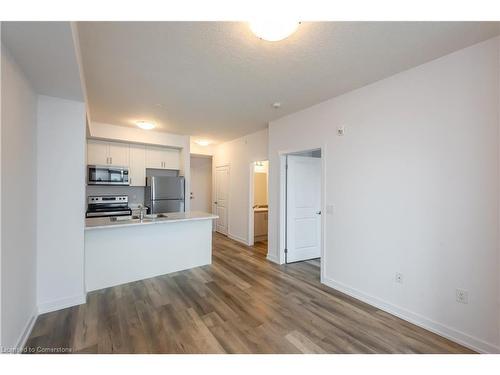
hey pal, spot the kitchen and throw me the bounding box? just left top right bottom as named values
left=84, top=134, right=217, bottom=292
left=4, top=19, right=500, bottom=357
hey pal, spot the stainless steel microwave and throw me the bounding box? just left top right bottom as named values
left=87, top=165, right=129, bottom=186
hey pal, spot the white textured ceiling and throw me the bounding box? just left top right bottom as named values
left=77, top=22, right=500, bottom=142
left=1, top=22, right=83, bottom=101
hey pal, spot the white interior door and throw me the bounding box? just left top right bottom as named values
left=190, top=156, right=212, bottom=212
left=215, top=165, right=229, bottom=235
left=286, top=155, right=321, bottom=263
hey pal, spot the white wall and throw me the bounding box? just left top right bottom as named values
left=268, top=37, right=500, bottom=353
left=214, top=129, right=268, bottom=244
left=190, top=138, right=216, bottom=156
left=0, top=44, right=38, bottom=349
left=37, top=95, right=86, bottom=313
left=190, top=155, right=212, bottom=212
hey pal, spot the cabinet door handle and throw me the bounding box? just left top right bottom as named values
left=110, top=156, right=113, bottom=165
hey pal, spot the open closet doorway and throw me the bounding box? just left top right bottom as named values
left=283, top=149, right=322, bottom=273
left=248, top=160, right=268, bottom=257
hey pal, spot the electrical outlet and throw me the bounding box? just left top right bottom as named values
left=456, top=289, right=469, bottom=304
left=395, top=273, right=403, bottom=283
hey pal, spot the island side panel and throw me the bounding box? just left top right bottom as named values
left=84, top=219, right=212, bottom=292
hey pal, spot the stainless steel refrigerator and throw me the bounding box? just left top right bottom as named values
left=145, top=176, right=185, bottom=214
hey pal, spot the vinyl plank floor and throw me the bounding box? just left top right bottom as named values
left=24, top=233, right=474, bottom=354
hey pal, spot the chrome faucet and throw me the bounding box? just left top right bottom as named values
left=138, top=204, right=145, bottom=221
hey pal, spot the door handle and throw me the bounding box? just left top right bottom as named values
left=316, top=211, right=321, bottom=215
left=214, top=201, right=218, bottom=205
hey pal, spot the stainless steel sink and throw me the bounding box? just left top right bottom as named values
left=110, top=213, right=168, bottom=222
left=143, top=213, right=168, bottom=219
left=110, top=215, right=140, bottom=222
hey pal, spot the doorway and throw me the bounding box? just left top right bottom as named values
left=190, top=154, right=212, bottom=212
left=249, top=160, right=269, bottom=256
left=283, top=149, right=322, bottom=267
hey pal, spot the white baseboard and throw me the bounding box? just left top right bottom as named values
left=14, top=309, right=38, bottom=351
left=38, top=294, right=87, bottom=314
left=228, top=233, right=250, bottom=246
left=322, top=276, right=500, bottom=354
left=266, top=252, right=281, bottom=264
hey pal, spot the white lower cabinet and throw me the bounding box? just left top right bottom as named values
left=129, top=144, right=146, bottom=186
left=254, top=211, right=268, bottom=239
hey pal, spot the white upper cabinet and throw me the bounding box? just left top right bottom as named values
left=129, top=144, right=146, bottom=187
left=108, top=142, right=129, bottom=167
left=87, top=140, right=180, bottom=182
left=87, top=140, right=129, bottom=166
left=145, top=146, right=163, bottom=169
left=87, top=139, right=109, bottom=166
left=146, top=145, right=180, bottom=170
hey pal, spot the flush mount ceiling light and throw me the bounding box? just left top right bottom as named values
left=195, top=139, right=211, bottom=146
left=249, top=20, right=300, bottom=42
left=136, top=121, right=155, bottom=130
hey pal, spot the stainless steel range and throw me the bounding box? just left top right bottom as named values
left=86, top=195, right=132, bottom=218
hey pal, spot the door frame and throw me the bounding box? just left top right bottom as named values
left=247, top=160, right=269, bottom=246
left=248, top=162, right=255, bottom=246
left=214, top=163, right=230, bottom=236
left=278, top=146, right=326, bottom=282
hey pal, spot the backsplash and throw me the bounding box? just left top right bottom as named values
left=86, top=171, right=179, bottom=207
left=86, top=186, right=145, bottom=205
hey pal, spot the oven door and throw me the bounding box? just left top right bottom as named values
left=86, top=207, right=132, bottom=218
left=87, top=165, right=129, bottom=185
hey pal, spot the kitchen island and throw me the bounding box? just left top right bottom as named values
left=84, top=211, right=218, bottom=292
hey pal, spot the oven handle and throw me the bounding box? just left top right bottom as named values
left=86, top=211, right=131, bottom=217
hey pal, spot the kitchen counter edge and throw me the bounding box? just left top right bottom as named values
left=85, top=211, right=219, bottom=230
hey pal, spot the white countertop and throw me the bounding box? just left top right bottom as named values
left=254, top=208, right=268, bottom=213
left=85, top=211, right=218, bottom=230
